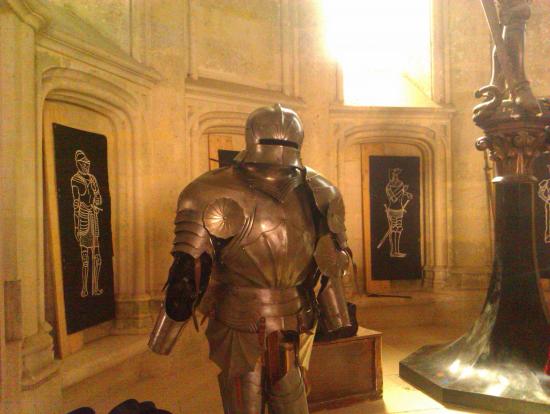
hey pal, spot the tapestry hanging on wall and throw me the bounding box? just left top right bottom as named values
left=369, top=156, right=422, bottom=280
left=53, top=123, right=116, bottom=334
left=533, top=153, right=550, bottom=279
left=218, top=149, right=240, bottom=168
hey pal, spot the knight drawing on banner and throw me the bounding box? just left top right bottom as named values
left=71, top=150, right=103, bottom=298
left=377, top=168, right=413, bottom=259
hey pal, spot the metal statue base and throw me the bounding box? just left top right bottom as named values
left=400, top=176, right=550, bottom=413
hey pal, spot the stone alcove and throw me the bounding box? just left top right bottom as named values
left=41, top=67, right=156, bottom=353
left=332, top=107, right=453, bottom=292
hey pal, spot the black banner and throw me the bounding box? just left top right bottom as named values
left=534, top=153, right=550, bottom=279
left=369, top=156, right=422, bottom=280
left=53, top=123, right=115, bottom=334
left=218, top=149, right=240, bottom=167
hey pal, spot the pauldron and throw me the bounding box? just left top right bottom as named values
left=171, top=176, right=247, bottom=259
left=305, top=167, right=348, bottom=250
left=305, top=168, right=353, bottom=334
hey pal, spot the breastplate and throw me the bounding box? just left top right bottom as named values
left=214, top=182, right=316, bottom=289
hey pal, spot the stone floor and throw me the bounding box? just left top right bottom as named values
left=77, top=324, right=498, bottom=414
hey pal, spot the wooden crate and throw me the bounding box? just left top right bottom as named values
left=307, top=327, right=383, bottom=411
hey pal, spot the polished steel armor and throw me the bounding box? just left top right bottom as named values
left=149, top=104, right=353, bottom=414
left=236, top=103, right=304, bottom=168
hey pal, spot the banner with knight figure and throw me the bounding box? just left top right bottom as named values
left=53, top=123, right=116, bottom=334
left=534, top=153, right=550, bottom=279
left=369, top=156, right=422, bottom=280
left=218, top=149, right=240, bottom=167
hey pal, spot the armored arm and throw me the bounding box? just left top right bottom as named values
left=306, top=168, right=357, bottom=338
left=149, top=185, right=214, bottom=355
left=164, top=252, right=211, bottom=322
left=314, top=235, right=353, bottom=335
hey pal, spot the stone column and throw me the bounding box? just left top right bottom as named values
left=0, top=3, right=61, bottom=412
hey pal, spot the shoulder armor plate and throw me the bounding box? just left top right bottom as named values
left=306, top=167, right=348, bottom=248
left=314, top=234, right=350, bottom=278
left=172, top=169, right=244, bottom=258
left=305, top=168, right=340, bottom=215
left=203, top=197, right=245, bottom=239
left=327, top=196, right=346, bottom=234
left=172, top=209, right=213, bottom=258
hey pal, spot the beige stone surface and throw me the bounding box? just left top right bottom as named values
left=67, top=324, right=498, bottom=414
left=191, top=0, right=282, bottom=89
left=46, top=0, right=131, bottom=53
left=2, top=0, right=550, bottom=412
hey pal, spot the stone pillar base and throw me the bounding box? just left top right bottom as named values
left=20, top=374, right=62, bottom=414
left=21, top=323, right=59, bottom=391
left=446, top=266, right=491, bottom=290
left=112, top=297, right=153, bottom=334
left=20, top=323, right=62, bottom=413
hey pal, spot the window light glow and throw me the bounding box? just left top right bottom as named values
left=323, top=0, right=434, bottom=107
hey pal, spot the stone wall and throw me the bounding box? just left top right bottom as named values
left=2, top=0, right=549, bottom=412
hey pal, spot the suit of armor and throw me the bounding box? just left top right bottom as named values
left=149, top=104, right=354, bottom=413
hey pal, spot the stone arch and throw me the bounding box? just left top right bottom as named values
left=337, top=123, right=450, bottom=289
left=40, top=67, right=153, bottom=336
left=188, top=110, right=249, bottom=178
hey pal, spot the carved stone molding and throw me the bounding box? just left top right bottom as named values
left=41, top=68, right=156, bottom=332
left=185, top=78, right=305, bottom=110
left=475, top=101, right=550, bottom=179
left=5, top=0, right=161, bottom=86
left=186, top=104, right=249, bottom=179
left=2, top=0, right=49, bottom=32
left=332, top=108, right=454, bottom=291
left=185, top=0, right=300, bottom=98
left=113, top=298, right=152, bottom=334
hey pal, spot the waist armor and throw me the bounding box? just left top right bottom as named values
left=204, top=281, right=315, bottom=334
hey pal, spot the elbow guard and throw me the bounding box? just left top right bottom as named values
left=149, top=253, right=211, bottom=355
left=316, top=276, right=359, bottom=341
left=317, top=275, right=352, bottom=333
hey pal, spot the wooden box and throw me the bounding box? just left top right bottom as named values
left=307, top=327, right=383, bottom=411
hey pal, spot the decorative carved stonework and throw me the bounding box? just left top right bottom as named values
left=474, top=101, right=550, bottom=178
left=473, top=0, right=550, bottom=180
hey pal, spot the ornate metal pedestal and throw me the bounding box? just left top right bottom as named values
left=400, top=103, right=550, bottom=414
left=400, top=2, right=550, bottom=412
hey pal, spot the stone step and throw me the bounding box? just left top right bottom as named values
left=352, top=290, right=486, bottom=331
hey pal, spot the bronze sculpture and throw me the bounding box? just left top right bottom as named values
left=149, top=104, right=355, bottom=413
left=400, top=1, right=550, bottom=412
left=474, top=0, right=541, bottom=120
